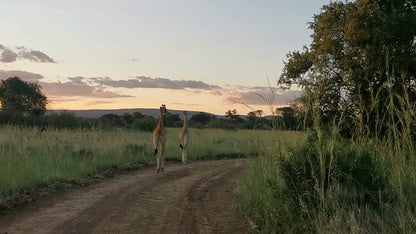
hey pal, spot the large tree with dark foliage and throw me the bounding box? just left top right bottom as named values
left=225, top=109, right=243, bottom=125
left=276, top=106, right=299, bottom=130
left=279, top=0, right=416, bottom=136
left=191, top=112, right=214, bottom=126
left=0, top=77, right=48, bottom=116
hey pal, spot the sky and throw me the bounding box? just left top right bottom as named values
left=0, top=0, right=331, bottom=115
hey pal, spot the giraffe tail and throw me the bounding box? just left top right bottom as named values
left=180, top=144, right=183, bottom=149
left=153, top=135, right=160, bottom=156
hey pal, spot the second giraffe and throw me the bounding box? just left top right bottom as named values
left=179, top=111, right=189, bottom=164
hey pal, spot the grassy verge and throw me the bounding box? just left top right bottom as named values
left=239, top=130, right=416, bottom=233
left=0, top=126, right=273, bottom=210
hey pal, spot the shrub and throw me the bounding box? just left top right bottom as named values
left=239, top=131, right=400, bottom=233
left=280, top=133, right=391, bottom=214
left=132, top=117, right=157, bottom=132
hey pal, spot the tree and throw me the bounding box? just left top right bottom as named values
left=132, top=111, right=144, bottom=119
left=247, top=110, right=264, bottom=129
left=191, top=112, right=214, bottom=127
left=98, top=114, right=122, bottom=128
left=276, top=106, right=298, bottom=130
left=279, top=0, right=416, bottom=135
left=0, top=77, right=48, bottom=116
left=122, top=113, right=134, bottom=126
left=133, top=116, right=157, bottom=132
left=47, top=111, right=83, bottom=129
left=225, top=109, right=243, bottom=125
left=164, top=111, right=181, bottom=127
left=255, top=110, right=263, bottom=117
left=247, top=111, right=256, bottom=121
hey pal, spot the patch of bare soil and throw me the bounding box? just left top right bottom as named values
left=0, top=159, right=250, bottom=234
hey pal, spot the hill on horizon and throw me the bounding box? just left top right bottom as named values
left=47, top=108, right=225, bottom=119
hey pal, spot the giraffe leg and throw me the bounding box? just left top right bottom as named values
left=156, top=151, right=160, bottom=173
left=182, top=149, right=186, bottom=164
left=161, top=149, right=165, bottom=171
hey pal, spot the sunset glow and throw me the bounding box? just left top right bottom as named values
left=0, top=0, right=331, bottom=115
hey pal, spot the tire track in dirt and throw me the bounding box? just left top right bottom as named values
left=0, top=159, right=250, bottom=234
left=53, top=169, right=193, bottom=234
left=174, top=166, right=249, bottom=234
left=178, top=171, right=223, bottom=233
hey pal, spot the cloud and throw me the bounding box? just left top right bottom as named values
left=0, top=70, right=44, bottom=83
left=207, top=89, right=223, bottom=96
left=18, top=48, right=56, bottom=63
left=68, top=76, right=85, bottom=84
left=0, top=70, right=130, bottom=98
left=223, top=86, right=303, bottom=106
left=0, top=71, right=133, bottom=99
left=170, top=102, right=200, bottom=107
left=90, top=76, right=221, bottom=90
left=41, top=77, right=132, bottom=98
left=0, top=44, right=56, bottom=63
left=0, top=70, right=303, bottom=108
left=81, top=76, right=302, bottom=106
left=0, top=44, right=18, bottom=63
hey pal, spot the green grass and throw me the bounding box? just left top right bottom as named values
left=238, top=131, right=307, bottom=233
left=165, top=128, right=282, bottom=160
left=0, top=126, right=278, bottom=209
left=239, top=130, right=416, bottom=233
left=0, top=127, right=150, bottom=204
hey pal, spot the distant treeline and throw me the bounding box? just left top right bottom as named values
left=0, top=107, right=307, bottom=131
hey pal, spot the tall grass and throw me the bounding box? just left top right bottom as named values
left=239, top=85, right=416, bottom=233
left=0, top=127, right=151, bottom=206
left=166, top=128, right=279, bottom=160
left=0, top=127, right=274, bottom=209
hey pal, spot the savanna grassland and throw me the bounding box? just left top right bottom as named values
left=0, top=126, right=298, bottom=211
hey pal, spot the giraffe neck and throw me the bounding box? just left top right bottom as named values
left=183, top=115, right=187, bottom=127
left=158, top=110, right=163, bottom=127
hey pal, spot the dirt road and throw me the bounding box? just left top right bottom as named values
left=0, top=159, right=250, bottom=234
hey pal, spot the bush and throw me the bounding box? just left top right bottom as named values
left=132, top=117, right=157, bottom=132
left=46, top=112, right=89, bottom=129
left=239, top=131, right=399, bottom=233
left=281, top=134, right=391, bottom=214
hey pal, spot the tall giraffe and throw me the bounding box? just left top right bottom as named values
left=179, top=111, right=189, bottom=164
left=152, top=104, right=167, bottom=173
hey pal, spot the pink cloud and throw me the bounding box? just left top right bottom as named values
left=90, top=76, right=221, bottom=90
left=41, top=77, right=132, bottom=98
left=0, top=44, right=56, bottom=63
left=0, top=70, right=44, bottom=83
left=223, top=87, right=303, bottom=106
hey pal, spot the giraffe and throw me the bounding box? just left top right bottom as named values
left=179, top=111, right=189, bottom=164
left=152, top=104, right=167, bottom=173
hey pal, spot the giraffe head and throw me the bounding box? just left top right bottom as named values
left=183, top=111, right=188, bottom=118
left=160, top=104, right=167, bottom=114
